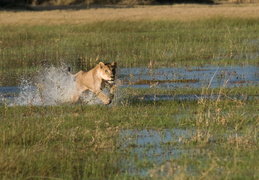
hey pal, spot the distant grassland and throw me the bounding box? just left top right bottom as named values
left=1, top=4, right=259, bottom=25
left=0, top=4, right=259, bottom=86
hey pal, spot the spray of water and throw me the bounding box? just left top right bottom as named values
left=10, top=65, right=101, bottom=106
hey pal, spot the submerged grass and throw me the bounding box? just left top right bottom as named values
left=119, top=85, right=259, bottom=100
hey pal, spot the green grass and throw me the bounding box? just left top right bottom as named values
left=1, top=17, right=259, bottom=86
left=118, top=85, right=259, bottom=102
left=0, top=9, right=258, bottom=179
left=0, top=89, right=258, bottom=179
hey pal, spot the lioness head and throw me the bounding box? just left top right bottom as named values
left=99, top=62, right=117, bottom=83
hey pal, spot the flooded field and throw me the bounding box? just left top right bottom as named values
left=0, top=65, right=258, bottom=105
left=0, top=5, right=258, bottom=178
left=0, top=64, right=258, bottom=178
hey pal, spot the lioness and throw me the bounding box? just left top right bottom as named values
left=71, top=62, right=117, bottom=105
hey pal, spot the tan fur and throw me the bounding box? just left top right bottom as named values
left=71, top=62, right=117, bottom=105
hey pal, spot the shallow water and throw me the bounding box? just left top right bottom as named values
left=131, top=94, right=258, bottom=102
left=0, top=65, right=258, bottom=106
left=118, top=65, right=258, bottom=89
left=119, top=128, right=201, bottom=176
left=118, top=128, right=245, bottom=177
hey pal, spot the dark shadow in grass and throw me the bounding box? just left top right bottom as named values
left=157, top=0, right=215, bottom=4
left=0, top=0, right=218, bottom=11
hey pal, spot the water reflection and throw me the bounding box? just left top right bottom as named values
left=118, top=65, right=258, bottom=88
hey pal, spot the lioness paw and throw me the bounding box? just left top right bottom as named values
left=103, top=98, right=112, bottom=105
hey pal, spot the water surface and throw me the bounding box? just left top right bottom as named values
left=0, top=65, right=258, bottom=106
left=118, top=65, right=258, bottom=88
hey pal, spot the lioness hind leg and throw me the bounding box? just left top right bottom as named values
left=95, top=91, right=111, bottom=105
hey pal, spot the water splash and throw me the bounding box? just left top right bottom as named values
left=9, top=65, right=101, bottom=106
left=12, top=78, right=40, bottom=106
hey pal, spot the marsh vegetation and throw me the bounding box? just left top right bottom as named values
left=0, top=4, right=258, bottom=179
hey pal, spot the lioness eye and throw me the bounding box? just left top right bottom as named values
left=105, top=70, right=108, bottom=73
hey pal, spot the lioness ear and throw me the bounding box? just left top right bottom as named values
left=99, top=62, right=105, bottom=69
left=111, top=62, right=117, bottom=68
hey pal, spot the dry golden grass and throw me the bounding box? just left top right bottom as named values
left=1, top=4, right=259, bottom=25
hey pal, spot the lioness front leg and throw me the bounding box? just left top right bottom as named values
left=95, top=90, right=111, bottom=105
left=107, top=83, right=116, bottom=100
